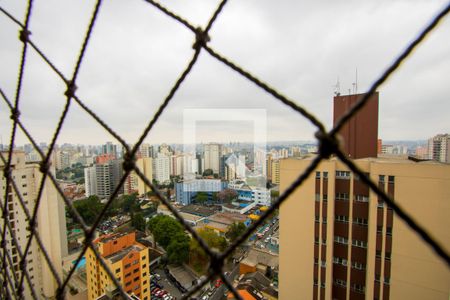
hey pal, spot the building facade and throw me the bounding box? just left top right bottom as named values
left=152, top=153, right=170, bottom=184
left=86, top=232, right=150, bottom=300
left=427, top=134, right=450, bottom=163
left=280, top=156, right=450, bottom=300
left=204, top=143, right=222, bottom=174
left=0, top=151, right=68, bottom=299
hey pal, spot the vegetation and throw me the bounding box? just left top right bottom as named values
left=194, top=192, right=208, bottom=204
left=226, top=222, right=246, bottom=242
left=131, top=212, right=146, bottom=232
left=71, top=195, right=104, bottom=225
left=190, top=228, right=228, bottom=273
left=217, top=189, right=238, bottom=203
left=203, top=169, right=213, bottom=176
left=56, top=162, right=85, bottom=182
left=148, top=215, right=190, bottom=264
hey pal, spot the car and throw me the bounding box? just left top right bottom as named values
left=201, top=296, right=209, bottom=300
left=155, top=273, right=162, bottom=280
left=214, top=279, right=223, bottom=288
left=207, top=289, right=214, bottom=297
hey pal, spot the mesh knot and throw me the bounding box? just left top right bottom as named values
left=10, top=108, right=21, bottom=121
left=19, top=259, right=27, bottom=271
left=19, top=29, right=31, bottom=43
left=0, top=239, right=5, bottom=248
left=193, top=27, right=210, bottom=50
left=3, top=167, right=11, bottom=179
left=39, top=161, right=50, bottom=173
left=28, top=218, right=36, bottom=229
left=64, top=81, right=77, bottom=98
left=17, top=285, right=24, bottom=296
left=315, top=131, right=340, bottom=159
left=122, top=152, right=136, bottom=172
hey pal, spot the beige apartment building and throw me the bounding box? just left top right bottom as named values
left=0, top=151, right=68, bottom=299
left=280, top=155, right=450, bottom=300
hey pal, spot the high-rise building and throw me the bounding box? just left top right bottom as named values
left=427, top=134, right=450, bottom=163
left=84, top=165, right=97, bottom=197
left=136, top=157, right=153, bottom=195
left=266, top=154, right=273, bottom=180
left=271, top=160, right=280, bottom=185
left=153, top=153, right=170, bottom=185
left=204, top=143, right=222, bottom=174
left=86, top=232, right=151, bottom=300
left=279, top=92, right=450, bottom=299
left=96, top=159, right=123, bottom=200
left=0, top=151, right=68, bottom=299
left=279, top=157, right=450, bottom=300
left=333, top=92, right=379, bottom=159
left=102, top=142, right=118, bottom=158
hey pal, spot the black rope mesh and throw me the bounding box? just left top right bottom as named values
left=1, top=1, right=450, bottom=299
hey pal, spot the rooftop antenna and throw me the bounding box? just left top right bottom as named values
left=333, top=77, right=340, bottom=96
left=352, top=68, right=358, bottom=94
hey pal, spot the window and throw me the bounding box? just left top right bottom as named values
left=336, top=170, right=351, bottom=179
left=388, top=176, right=395, bottom=183
left=352, top=284, right=365, bottom=293
left=352, top=261, right=365, bottom=270
left=313, top=279, right=318, bottom=286
left=385, top=252, right=391, bottom=260
left=323, top=194, right=328, bottom=202
left=335, top=215, right=349, bottom=223
left=376, top=250, right=382, bottom=258
left=377, top=226, right=383, bottom=234
left=134, top=276, right=139, bottom=282
left=377, top=199, right=384, bottom=208
left=323, top=217, right=327, bottom=224
left=375, top=274, right=381, bottom=283
left=334, top=236, right=348, bottom=245
left=352, top=239, right=367, bottom=248
left=320, top=282, right=325, bottom=288
left=126, top=282, right=131, bottom=287
left=133, top=268, right=140, bottom=273
left=386, top=227, right=392, bottom=236
left=354, top=195, right=369, bottom=202
left=323, top=172, right=328, bottom=178
left=315, top=237, right=319, bottom=244
left=315, top=194, right=320, bottom=202
left=379, top=175, right=385, bottom=182
left=320, top=260, right=326, bottom=268
left=115, top=268, right=121, bottom=273
left=333, top=256, right=347, bottom=266
left=316, top=171, right=321, bottom=179
left=142, top=256, right=146, bottom=260
left=322, top=238, right=326, bottom=245
left=354, top=218, right=368, bottom=226
left=384, top=277, right=390, bottom=285
left=315, top=216, right=320, bottom=223
left=334, top=279, right=347, bottom=287
left=314, top=258, right=318, bottom=265
left=335, top=192, right=349, bottom=201
left=124, top=263, right=131, bottom=269
left=125, top=272, right=131, bottom=278
left=143, top=272, right=147, bottom=277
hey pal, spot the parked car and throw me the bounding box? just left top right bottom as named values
left=214, top=279, right=223, bottom=288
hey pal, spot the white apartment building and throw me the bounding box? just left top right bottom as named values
left=0, top=151, right=68, bottom=299
left=204, top=144, right=222, bottom=174
left=153, top=153, right=170, bottom=184
left=84, top=165, right=97, bottom=197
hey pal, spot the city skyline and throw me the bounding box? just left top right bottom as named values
left=1, top=0, right=450, bottom=145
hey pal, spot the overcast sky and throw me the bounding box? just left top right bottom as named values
left=1, top=0, right=449, bottom=146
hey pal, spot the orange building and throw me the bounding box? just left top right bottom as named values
left=95, top=153, right=116, bottom=164
left=86, top=232, right=150, bottom=300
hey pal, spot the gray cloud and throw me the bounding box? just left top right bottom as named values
left=1, top=0, right=449, bottom=146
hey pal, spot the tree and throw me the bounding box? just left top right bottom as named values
left=72, top=195, right=104, bottom=225
left=131, top=213, right=146, bottom=231
left=227, top=222, right=246, bottom=242
left=189, top=228, right=229, bottom=273
left=166, top=232, right=190, bottom=264
left=217, top=189, right=238, bottom=203
left=148, top=215, right=184, bottom=248
left=195, top=192, right=208, bottom=204
left=203, top=169, right=213, bottom=176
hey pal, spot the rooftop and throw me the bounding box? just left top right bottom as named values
left=179, top=204, right=217, bottom=217
left=104, top=244, right=144, bottom=264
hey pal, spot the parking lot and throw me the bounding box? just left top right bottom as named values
left=151, top=267, right=182, bottom=300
